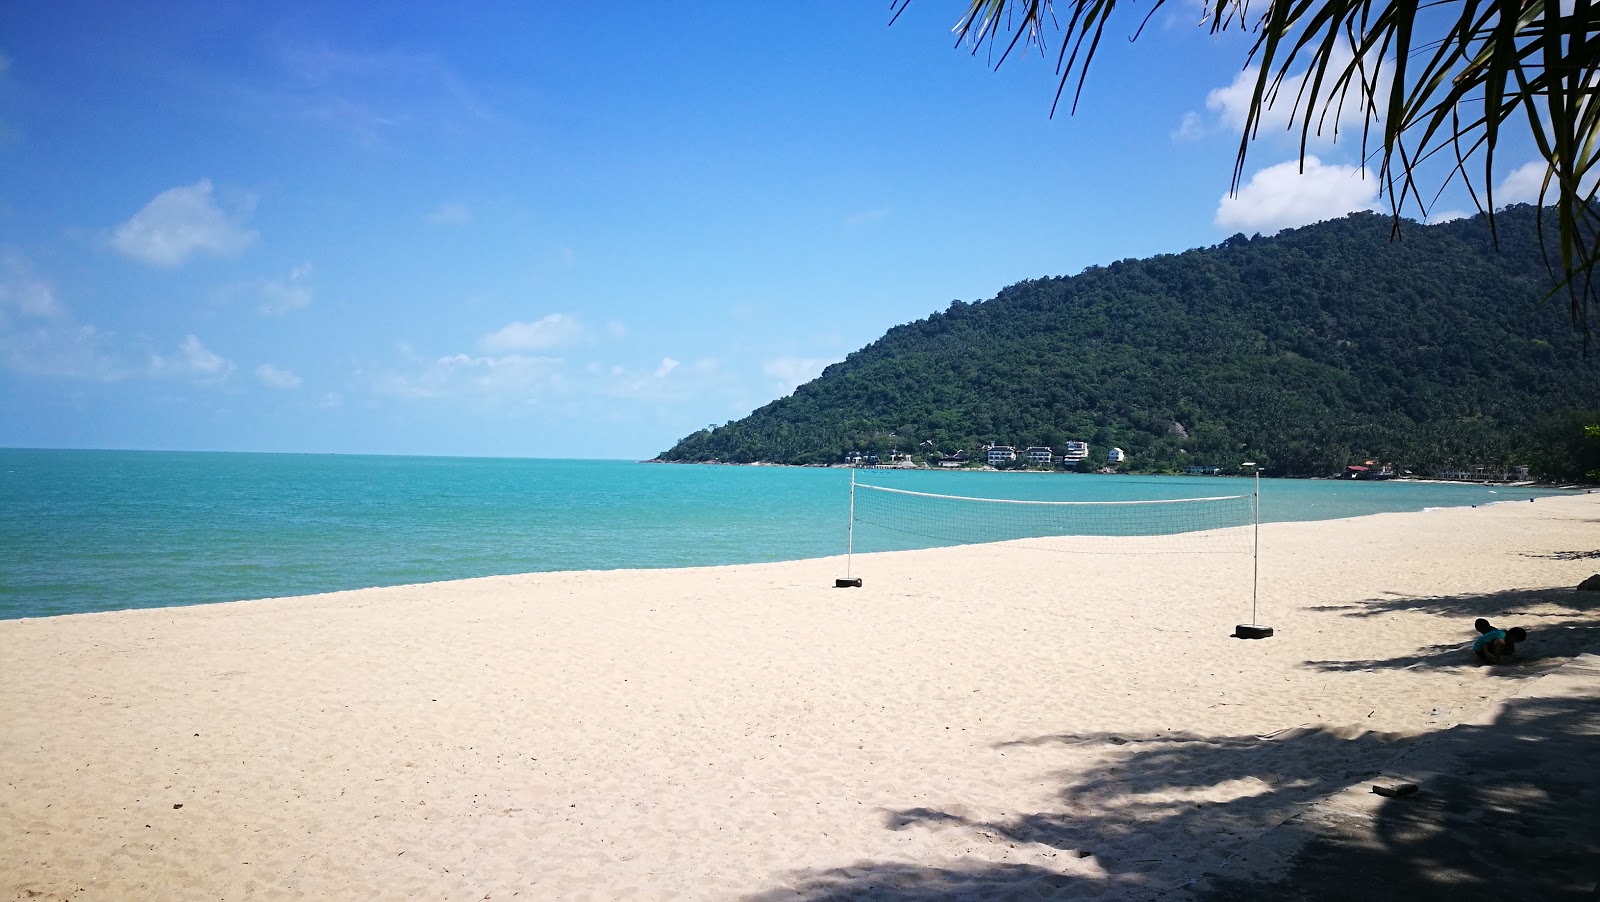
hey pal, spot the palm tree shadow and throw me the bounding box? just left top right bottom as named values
left=1307, top=585, right=1600, bottom=619
left=1304, top=584, right=1600, bottom=675
left=742, top=862, right=1098, bottom=901
left=1195, top=693, right=1600, bottom=900
left=744, top=586, right=1600, bottom=901
left=745, top=724, right=1417, bottom=900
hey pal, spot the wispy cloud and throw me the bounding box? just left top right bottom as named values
left=0, top=321, right=129, bottom=381
left=226, top=40, right=504, bottom=150
left=846, top=208, right=892, bottom=227
left=256, top=363, right=302, bottom=389
left=151, top=334, right=234, bottom=381
left=376, top=352, right=566, bottom=401
left=762, top=355, right=836, bottom=394
left=0, top=249, right=61, bottom=319
left=1170, top=111, right=1205, bottom=142
left=603, top=356, right=720, bottom=401
left=0, top=52, right=16, bottom=145
left=0, top=252, right=126, bottom=380
left=424, top=202, right=472, bottom=226
left=480, top=314, right=587, bottom=352
left=259, top=264, right=314, bottom=315
left=0, top=255, right=245, bottom=384
left=111, top=180, right=258, bottom=267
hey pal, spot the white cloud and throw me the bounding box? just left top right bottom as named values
left=256, top=363, right=302, bottom=389
left=151, top=334, right=234, bottom=381
left=846, top=208, right=892, bottom=227
left=1491, top=159, right=1599, bottom=208
left=424, top=202, right=472, bottom=226
left=0, top=250, right=61, bottom=319
left=479, top=314, right=586, bottom=351
left=762, top=356, right=836, bottom=394
left=259, top=263, right=314, bottom=314
left=111, top=180, right=258, bottom=267
left=1215, top=156, right=1380, bottom=232
left=1203, top=51, right=1387, bottom=148
left=1207, top=67, right=1269, bottom=134
left=1496, top=161, right=1548, bottom=206
left=653, top=357, right=679, bottom=378
left=604, top=320, right=628, bottom=339
left=1427, top=209, right=1471, bottom=224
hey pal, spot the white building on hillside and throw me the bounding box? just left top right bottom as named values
left=1024, top=446, right=1053, bottom=465
left=1061, top=441, right=1090, bottom=463
left=1107, top=447, right=1125, bottom=463
left=986, top=445, right=1017, bottom=465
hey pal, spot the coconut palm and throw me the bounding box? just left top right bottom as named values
left=893, top=0, right=1600, bottom=340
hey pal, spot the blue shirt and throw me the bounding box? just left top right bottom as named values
left=1474, top=628, right=1507, bottom=654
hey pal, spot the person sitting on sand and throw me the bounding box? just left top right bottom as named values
left=1473, top=620, right=1526, bottom=664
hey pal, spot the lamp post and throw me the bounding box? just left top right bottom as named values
left=1235, top=462, right=1273, bottom=639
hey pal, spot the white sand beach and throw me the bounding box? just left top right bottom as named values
left=4, top=494, right=1599, bottom=900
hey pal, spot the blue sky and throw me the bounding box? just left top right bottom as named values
left=0, top=2, right=1545, bottom=458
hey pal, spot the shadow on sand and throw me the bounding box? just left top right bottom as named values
left=1303, top=586, right=1600, bottom=676
left=1197, top=690, right=1600, bottom=901
left=744, top=586, right=1600, bottom=902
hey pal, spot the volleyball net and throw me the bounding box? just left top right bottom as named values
left=845, top=479, right=1256, bottom=566
left=836, top=473, right=1268, bottom=634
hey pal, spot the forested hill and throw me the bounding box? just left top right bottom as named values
left=657, top=206, right=1600, bottom=477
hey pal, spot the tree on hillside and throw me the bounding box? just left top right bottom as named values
left=893, top=0, right=1600, bottom=340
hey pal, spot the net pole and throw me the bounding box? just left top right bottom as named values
left=846, top=468, right=857, bottom=579
left=1252, top=467, right=1260, bottom=625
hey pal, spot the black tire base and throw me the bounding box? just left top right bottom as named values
left=834, top=577, right=863, bottom=588
left=1234, top=624, right=1274, bottom=639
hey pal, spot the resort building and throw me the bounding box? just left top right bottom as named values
left=1107, top=447, right=1125, bottom=463
left=1024, top=446, right=1054, bottom=465
left=937, top=450, right=970, bottom=468
left=1061, top=441, right=1090, bottom=463
left=986, top=445, right=1018, bottom=465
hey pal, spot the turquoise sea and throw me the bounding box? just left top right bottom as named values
left=0, top=448, right=1580, bottom=620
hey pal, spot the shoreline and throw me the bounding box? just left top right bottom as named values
left=10, top=477, right=1586, bottom=625
left=647, top=458, right=1595, bottom=489
left=5, top=491, right=1585, bottom=627
left=4, top=494, right=1599, bottom=899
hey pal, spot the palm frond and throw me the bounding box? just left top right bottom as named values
left=891, top=0, right=1600, bottom=342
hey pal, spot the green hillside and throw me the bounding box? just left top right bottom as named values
left=657, top=207, right=1600, bottom=478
